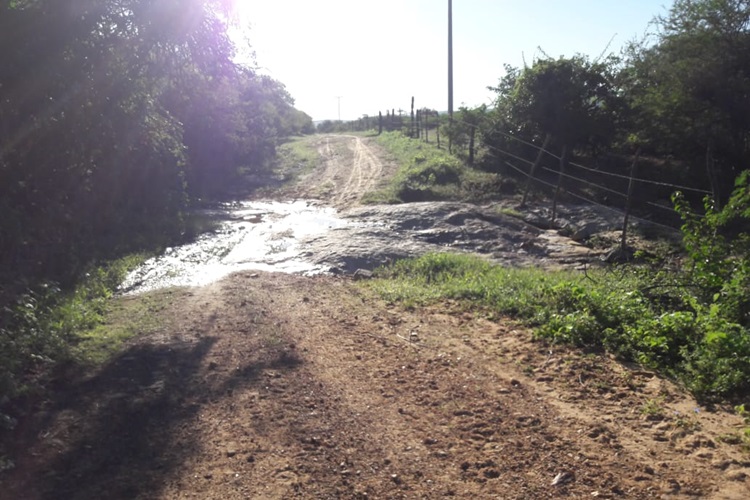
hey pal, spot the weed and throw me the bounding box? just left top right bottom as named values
left=641, top=398, right=665, bottom=418
left=269, top=136, right=320, bottom=186
left=498, top=207, right=523, bottom=218
left=717, top=433, right=744, bottom=445
left=674, top=414, right=702, bottom=433
left=0, top=254, right=146, bottom=468
left=735, top=404, right=750, bottom=425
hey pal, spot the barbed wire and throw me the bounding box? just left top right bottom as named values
left=539, top=165, right=628, bottom=199
left=488, top=151, right=683, bottom=233
left=390, top=114, right=708, bottom=228
left=445, top=115, right=714, bottom=195
left=567, top=159, right=713, bottom=194
left=477, top=134, right=635, bottom=205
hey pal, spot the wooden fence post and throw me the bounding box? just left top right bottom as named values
left=436, top=112, right=441, bottom=148
left=551, top=145, right=568, bottom=226
left=468, top=123, right=476, bottom=165
left=621, top=148, right=641, bottom=251
left=520, top=133, right=552, bottom=208
left=419, top=109, right=423, bottom=140
left=424, top=110, right=429, bottom=143
left=706, top=144, right=721, bottom=209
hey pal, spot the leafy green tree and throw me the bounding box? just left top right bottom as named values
left=498, top=56, right=622, bottom=151
left=0, top=0, right=309, bottom=277
left=622, top=0, right=750, bottom=193
left=443, top=105, right=487, bottom=164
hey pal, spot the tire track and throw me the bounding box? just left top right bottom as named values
left=310, top=135, right=387, bottom=209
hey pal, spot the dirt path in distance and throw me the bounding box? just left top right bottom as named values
left=2, top=135, right=749, bottom=499
left=281, top=135, right=395, bottom=209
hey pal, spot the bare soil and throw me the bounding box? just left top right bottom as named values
left=3, top=135, right=749, bottom=499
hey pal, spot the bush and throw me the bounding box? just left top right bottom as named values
left=371, top=131, right=497, bottom=203
left=0, top=255, right=142, bottom=435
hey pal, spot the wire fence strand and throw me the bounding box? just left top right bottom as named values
left=447, top=115, right=713, bottom=195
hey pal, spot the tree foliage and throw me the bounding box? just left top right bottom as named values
left=0, top=0, right=311, bottom=288
left=0, top=0, right=315, bottom=446
left=622, top=0, right=750, bottom=189
left=487, top=56, right=623, bottom=153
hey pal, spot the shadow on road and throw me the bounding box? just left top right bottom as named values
left=4, top=333, right=302, bottom=500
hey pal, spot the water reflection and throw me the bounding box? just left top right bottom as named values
left=120, top=200, right=347, bottom=294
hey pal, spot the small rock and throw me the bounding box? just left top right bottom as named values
left=483, top=469, right=501, bottom=479
left=551, top=471, right=574, bottom=486
left=390, top=474, right=401, bottom=484
left=353, top=269, right=373, bottom=280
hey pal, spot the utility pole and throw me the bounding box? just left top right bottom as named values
left=448, top=0, right=453, bottom=118
left=448, top=0, right=453, bottom=152
left=335, top=96, right=343, bottom=121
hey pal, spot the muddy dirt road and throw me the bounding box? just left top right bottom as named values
left=3, top=135, right=749, bottom=499
left=282, top=135, right=393, bottom=209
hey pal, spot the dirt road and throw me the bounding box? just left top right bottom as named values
left=282, top=135, right=395, bottom=209
left=3, top=135, right=749, bottom=499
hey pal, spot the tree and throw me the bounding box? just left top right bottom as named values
left=0, top=0, right=309, bottom=283
left=497, top=56, right=622, bottom=151
left=622, top=0, right=750, bottom=194
left=442, top=105, right=487, bottom=164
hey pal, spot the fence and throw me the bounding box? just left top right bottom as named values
left=374, top=106, right=717, bottom=253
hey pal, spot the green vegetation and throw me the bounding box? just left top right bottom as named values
left=364, top=131, right=498, bottom=203
left=0, top=0, right=313, bottom=290
left=409, top=0, right=749, bottom=212
left=369, top=177, right=750, bottom=402
left=0, top=256, right=144, bottom=427
left=272, top=136, right=322, bottom=184
left=362, top=0, right=750, bottom=403
left=0, top=0, right=314, bottom=454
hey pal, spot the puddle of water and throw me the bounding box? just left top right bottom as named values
left=120, top=200, right=348, bottom=294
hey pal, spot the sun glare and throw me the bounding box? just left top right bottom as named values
left=224, top=0, right=423, bottom=120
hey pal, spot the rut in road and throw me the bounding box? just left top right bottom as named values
left=315, top=135, right=386, bottom=208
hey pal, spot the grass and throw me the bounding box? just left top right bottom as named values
left=363, top=131, right=499, bottom=204
left=368, top=252, right=750, bottom=401
left=274, top=135, right=321, bottom=182
left=370, top=252, right=570, bottom=317
left=72, top=289, right=173, bottom=365
left=0, top=255, right=146, bottom=419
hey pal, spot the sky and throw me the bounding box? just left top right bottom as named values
left=232, top=1, right=671, bottom=121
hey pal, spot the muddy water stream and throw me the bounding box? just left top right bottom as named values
left=120, top=200, right=351, bottom=294
left=121, top=197, right=638, bottom=295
